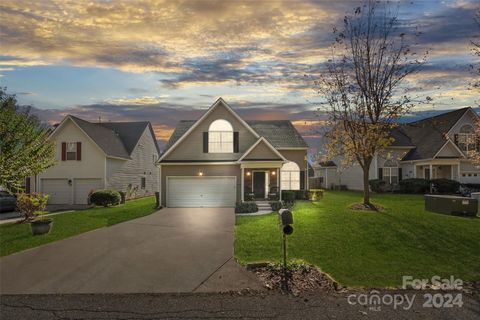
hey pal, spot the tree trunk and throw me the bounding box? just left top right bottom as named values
left=362, top=165, right=372, bottom=207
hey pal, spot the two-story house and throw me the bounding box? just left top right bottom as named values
left=158, top=98, right=309, bottom=207
left=314, top=107, right=480, bottom=190
left=28, top=115, right=160, bottom=204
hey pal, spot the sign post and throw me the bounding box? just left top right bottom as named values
left=278, top=209, right=294, bottom=291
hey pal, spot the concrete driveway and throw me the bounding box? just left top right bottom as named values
left=0, top=208, right=262, bottom=294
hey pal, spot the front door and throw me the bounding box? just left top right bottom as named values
left=253, top=172, right=266, bottom=199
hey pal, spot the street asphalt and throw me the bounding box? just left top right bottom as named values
left=1, top=291, right=478, bottom=319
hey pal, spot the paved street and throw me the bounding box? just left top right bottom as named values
left=1, top=291, right=478, bottom=320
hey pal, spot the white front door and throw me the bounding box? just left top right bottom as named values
left=167, top=176, right=236, bottom=207
left=74, top=178, right=102, bottom=204
left=42, top=179, right=71, bottom=204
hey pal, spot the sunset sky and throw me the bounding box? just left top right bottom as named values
left=1, top=0, right=479, bottom=151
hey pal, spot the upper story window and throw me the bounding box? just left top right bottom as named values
left=66, top=142, right=77, bottom=160
left=456, top=125, right=477, bottom=153
left=208, top=119, right=233, bottom=153
left=281, top=161, right=300, bottom=190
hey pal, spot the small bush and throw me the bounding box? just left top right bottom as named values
left=369, top=179, right=387, bottom=193
left=430, top=179, right=460, bottom=194
left=15, top=193, right=49, bottom=221
left=282, top=191, right=296, bottom=203
left=399, top=178, right=430, bottom=194
left=235, top=201, right=258, bottom=214
left=308, top=189, right=323, bottom=201
left=90, top=189, right=121, bottom=207
left=294, top=190, right=309, bottom=200
left=269, top=201, right=282, bottom=211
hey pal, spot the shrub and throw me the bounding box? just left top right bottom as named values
left=294, top=190, right=309, bottom=200
left=269, top=201, right=282, bottom=211
left=282, top=191, right=296, bottom=203
left=235, top=201, right=258, bottom=214
left=90, top=189, right=121, bottom=207
left=430, top=179, right=460, bottom=194
left=369, top=179, right=387, bottom=193
left=399, top=178, right=430, bottom=194
left=308, top=189, right=323, bottom=201
left=16, top=193, right=49, bottom=222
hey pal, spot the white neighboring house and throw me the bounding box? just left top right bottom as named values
left=314, top=107, right=480, bottom=190
left=28, top=115, right=160, bottom=205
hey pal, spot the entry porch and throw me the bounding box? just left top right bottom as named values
left=240, top=161, right=283, bottom=202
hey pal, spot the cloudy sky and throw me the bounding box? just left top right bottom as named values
left=1, top=0, right=479, bottom=151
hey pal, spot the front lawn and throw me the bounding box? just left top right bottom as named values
left=0, top=196, right=157, bottom=257
left=235, top=191, right=480, bottom=287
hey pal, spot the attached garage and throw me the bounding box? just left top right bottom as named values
left=41, top=179, right=71, bottom=204
left=166, top=176, right=236, bottom=207
left=74, top=178, right=102, bottom=204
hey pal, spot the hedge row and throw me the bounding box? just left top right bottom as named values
left=369, top=178, right=461, bottom=194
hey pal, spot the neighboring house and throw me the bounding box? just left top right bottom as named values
left=29, top=115, right=160, bottom=204
left=158, top=98, right=309, bottom=207
left=314, top=107, right=480, bottom=190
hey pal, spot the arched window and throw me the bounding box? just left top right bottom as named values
left=281, top=161, right=300, bottom=190
left=457, top=125, right=476, bottom=152
left=382, top=159, right=399, bottom=184
left=208, top=119, right=233, bottom=153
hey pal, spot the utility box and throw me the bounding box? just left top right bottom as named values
left=424, top=194, right=478, bottom=217
left=470, top=192, right=480, bottom=216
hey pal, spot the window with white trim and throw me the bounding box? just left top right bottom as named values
left=66, top=142, right=77, bottom=160
left=208, top=119, right=233, bottom=153
left=457, top=125, right=477, bottom=154
left=382, top=159, right=399, bottom=184
left=281, top=161, right=300, bottom=190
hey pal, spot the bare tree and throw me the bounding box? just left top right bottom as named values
left=316, top=1, right=426, bottom=208
left=469, top=9, right=480, bottom=165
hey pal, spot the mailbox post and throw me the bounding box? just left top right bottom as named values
left=278, top=209, right=294, bottom=291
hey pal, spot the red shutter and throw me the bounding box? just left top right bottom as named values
left=61, top=142, right=66, bottom=161
left=76, top=142, right=82, bottom=161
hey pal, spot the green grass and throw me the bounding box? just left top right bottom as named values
left=235, top=191, right=480, bottom=287
left=0, top=196, right=157, bottom=257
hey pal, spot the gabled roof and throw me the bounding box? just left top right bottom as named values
left=56, top=116, right=158, bottom=159
left=397, top=108, right=471, bottom=161
left=238, top=137, right=287, bottom=162
left=162, top=119, right=309, bottom=153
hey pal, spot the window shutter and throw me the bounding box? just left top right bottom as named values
left=25, top=177, right=31, bottom=194
left=454, top=134, right=458, bottom=145
left=378, top=168, right=383, bottom=180
left=203, top=132, right=208, bottom=153
left=76, top=142, right=82, bottom=161
left=476, top=137, right=480, bottom=152
left=398, top=168, right=402, bottom=181
left=300, top=171, right=305, bottom=190
left=233, top=132, right=239, bottom=153
left=61, top=142, right=66, bottom=161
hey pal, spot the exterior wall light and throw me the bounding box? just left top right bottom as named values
left=271, top=171, right=276, bottom=175
left=198, top=171, right=203, bottom=176
left=246, top=171, right=251, bottom=176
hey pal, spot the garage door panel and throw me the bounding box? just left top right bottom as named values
left=74, top=179, right=102, bottom=204
left=167, top=177, right=236, bottom=207
left=42, top=179, right=70, bottom=204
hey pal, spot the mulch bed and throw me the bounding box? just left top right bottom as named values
left=248, top=263, right=346, bottom=296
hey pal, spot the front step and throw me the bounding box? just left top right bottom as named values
left=255, top=201, right=272, bottom=211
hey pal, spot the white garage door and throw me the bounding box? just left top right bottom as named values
left=74, top=178, right=102, bottom=204
left=42, top=179, right=70, bottom=204
left=167, top=177, right=236, bottom=207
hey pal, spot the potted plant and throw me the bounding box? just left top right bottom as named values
left=16, top=193, right=51, bottom=235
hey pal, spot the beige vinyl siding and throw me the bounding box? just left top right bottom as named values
left=244, top=141, right=282, bottom=160
left=107, top=127, right=159, bottom=198
left=160, top=165, right=241, bottom=207
left=164, top=104, right=257, bottom=161
left=36, top=119, right=106, bottom=192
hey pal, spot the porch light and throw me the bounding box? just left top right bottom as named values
left=198, top=171, right=203, bottom=176
left=271, top=171, right=276, bottom=175
left=246, top=171, right=251, bottom=176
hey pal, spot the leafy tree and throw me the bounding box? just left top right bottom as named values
left=0, top=88, right=55, bottom=193
left=316, top=1, right=426, bottom=208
